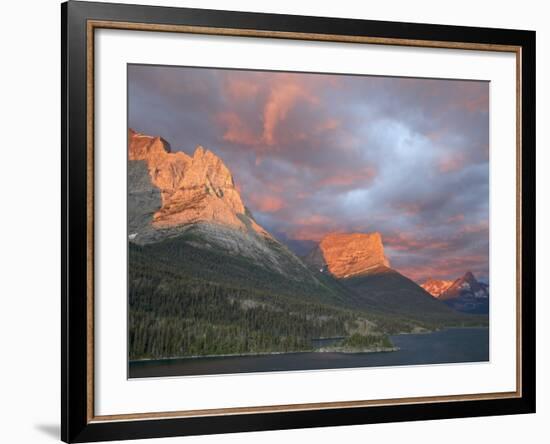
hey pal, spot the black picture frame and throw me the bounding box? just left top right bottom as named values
left=62, top=1, right=536, bottom=442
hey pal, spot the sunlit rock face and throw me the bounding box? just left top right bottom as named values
left=421, top=278, right=454, bottom=297
left=432, top=271, right=489, bottom=314
left=127, top=129, right=318, bottom=277
left=438, top=271, right=488, bottom=301
left=308, top=232, right=391, bottom=279
left=128, top=129, right=268, bottom=236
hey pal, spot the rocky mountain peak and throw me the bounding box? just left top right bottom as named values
left=193, top=145, right=217, bottom=160
left=194, top=145, right=206, bottom=156
left=128, top=129, right=173, bottom=159
left=421, top=278, right=454, bottom=297
left=434, top=271, right=489, bottom=313
left=184, top=144, right=236, bottom=191
left=307, top=232, right=391, bottom=279
left=454, top=271, right=480, bottom=288
left=128, top=129, right=268, bottom=236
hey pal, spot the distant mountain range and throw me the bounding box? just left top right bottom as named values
left=420, top=278, right=454, bottom=297
left=127, top=129, right=488, bottom=360
left=303, top=232, right=461, bottom=322
left=421, top=272, right=489, bottom=314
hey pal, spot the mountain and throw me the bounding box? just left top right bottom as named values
left=128, top=130, right=364, bottom=359
left=128, top=129, right=486, bottom=360
left=306, top=232, right=390, bottom=278
left=304, top=233, right=466, bottom=324
left=437, top=272, right=489, bottom=314
left=342, top=266, right=461, bottom=320
left=421, top=278, right=454, bottom=297
left=128, top=129, right=328, bottom=281
left=128, top=128, right=269, bottom=240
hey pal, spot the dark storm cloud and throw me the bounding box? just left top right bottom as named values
left=128, top=65, right=489, bottom=283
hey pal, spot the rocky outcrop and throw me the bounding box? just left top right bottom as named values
left=128, top=129, right=268, bottom=237
left=439, top=271, right=488, bottom=301
left=128, top=160, right=163, bottom=238
left=421, top=278, right=454, bottom=297
left=434, top=271, right=489, bottom=314
left=307, top=232, right=390, bottom=279
left=128, top=129, right=190, bottom=191
left=127, top=129, right=320, bottom=281
left=303, top=232, right=461, bottom=320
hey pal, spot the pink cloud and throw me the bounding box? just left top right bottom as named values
left=248, top=193, right=286, bottom=213
left=216, top=74, right=324, bottom=152
left=426, top=127, right=449, bottom=142
left=296, top=191, right=312, bottom=199
left=455, top=83, right=489, bottom=113
left=399, top=254, right=488, bottom=283
left=447, top=214, right=465, bottom=223
left=267, top=183, right=284, bottom=193
left=462, top=95, right=488, bottom=112
left=315, top=118, right=340, bottom=133
left=290, top=227, right=331, bottom=242
left=262, top=80, right=318, bottom=145
left=385, top=232, right=450, bottom=252
left=224, top=78, right=260, bottom=100
left=295, top=214, right=332, bottom=226
left=288, top=214, right=336, bottom=241
left=438, top=153, right=466, bottom=173
left=318, top=166, right=376, bottom=188
left=458, top=220, right=489, bottom=234
left=216, top=112, right=259, bottom=146
left=211, top=71, right=352, bottom=167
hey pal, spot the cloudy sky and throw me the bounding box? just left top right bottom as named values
left=128, top=64, right=489, bottom=283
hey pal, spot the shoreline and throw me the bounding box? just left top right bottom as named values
left=130, top=346, right=398, bottom=363
left=129, top=327, right=489, bottom=364
left=392, top=325, right=489, bottom=336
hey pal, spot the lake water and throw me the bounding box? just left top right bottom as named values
left=129, top=327, right=489, bottom=378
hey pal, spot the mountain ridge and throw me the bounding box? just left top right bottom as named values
left=303, top=233, right=465, bottom=321
left=128, top=129, right=340, bottom=292
left=421, top=278, right=454, bottom=297
left=128, top=128, right=269, bottom=239
left=127, top=129, right=487, bottom=359
left=422, top=272, right=489, bottom=314
left=305, top=232, right=390, bottom=279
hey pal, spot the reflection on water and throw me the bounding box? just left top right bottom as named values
left=129, top=327, right=489, bottom=378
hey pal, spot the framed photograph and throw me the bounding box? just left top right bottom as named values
left=61, top=1, right=536, bottom=442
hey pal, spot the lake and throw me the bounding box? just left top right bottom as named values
left=128, top=327, right=489, bottom=378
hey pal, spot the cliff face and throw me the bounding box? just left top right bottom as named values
left=439, top=271, right=489, bottom=301
left=128, top=129, right=268, bottom=237
left=307, top=232, right=390, bottom=279
left=303, top=232, right=458, bottom=318
left=418, top=271, right=490, bottom=315
left=127, top=129, right=320, bottom=279
left=421, top=278, right=454, bottom=297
